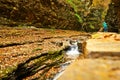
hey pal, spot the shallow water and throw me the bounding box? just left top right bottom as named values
left=52, top=61, right=73, bottom=80
left=52, top=41, right=81, bottom=80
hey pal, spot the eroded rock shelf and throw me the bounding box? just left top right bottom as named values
left=58, top=32, right=120, bottom=80
left=0, top=26, right=90, bottom=80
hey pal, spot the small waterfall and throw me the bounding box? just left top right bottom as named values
left=64, top=40, right=82, bottom=59
left=52, top=39, right=82, bottom=80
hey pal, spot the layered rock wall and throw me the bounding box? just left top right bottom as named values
left=0, top=0, right=111, bottom=31
left=106, top=0, right=120, bottom=32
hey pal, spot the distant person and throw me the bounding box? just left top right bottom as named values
left=102, top=21, right=108, bottom=32
left=98, top=21, right=108, bottom=32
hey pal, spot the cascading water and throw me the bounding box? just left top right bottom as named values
left=52, top=39, right=82, bottom=80
left=65, top=40, right=81, bottom=59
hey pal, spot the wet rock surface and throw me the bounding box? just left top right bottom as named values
left=1, top=27, right=120, bottom=80
left=58, top=32, right=120, bottom=80
left=58, top=59, right=120, bottom=80
left=0, top=26, right=90, bottom=80
left=86, top=32, right=120, bottom=58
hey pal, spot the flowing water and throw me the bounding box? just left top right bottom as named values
left=52, top=61, right=72, bottom=80
left=51, top=39, right=82, bottom=80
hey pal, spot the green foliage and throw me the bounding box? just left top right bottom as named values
left=67, top=0, right=77, bottom=12
left=89, top=24, right=95, bottom=29
left=66, top=0, right=83, bottom=24
left=66, top=0, right=110, bottom=32
left=75, top=13, right=83, bottom=23
left=0, top=0, right=110, bottom=31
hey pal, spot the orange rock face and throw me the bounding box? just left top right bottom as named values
left=92, top=32, right=120, bottom=41
left=58, top=59, right=120, bottom=80
left=58, top=32, right=120, bottom=80
left=86, top=32, right=120, bottom=58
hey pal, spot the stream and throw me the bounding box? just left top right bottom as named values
left=52, top=61, right=72, bottom=80
left=50, top=39, right=84, bottom=80
left=0, top=33, right=89, bottom=80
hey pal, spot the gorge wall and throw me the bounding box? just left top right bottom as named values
left=0, top=0, right=115, bottom=32
left=106, top=0, right=120, bottom=32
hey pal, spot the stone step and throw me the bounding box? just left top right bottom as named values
left=58, top=32, right=120, bottom=80
left=85, top=39, right=120, bottom=57
left=85, top=32, right=120, bottom=58
left=58, top=59, right=120, bottom=80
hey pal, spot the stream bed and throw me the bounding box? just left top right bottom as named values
left=0, top=27, right=90, bottom=80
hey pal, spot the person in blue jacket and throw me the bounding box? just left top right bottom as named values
left=102, top=21, right=108, bottom=32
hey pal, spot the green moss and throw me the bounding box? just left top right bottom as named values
left=0, top=49, right=64, bottom=79
left=47, top=50, right=64, bottom=60
left=92, top=33, right=101, bottom=38
left=32, top=48, right=42, bottom=52
left=48, top=51, right=56, bottom=55
left=0, top=66, right=17, bottom=78
left=49, top=29, right=56, bottom=34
